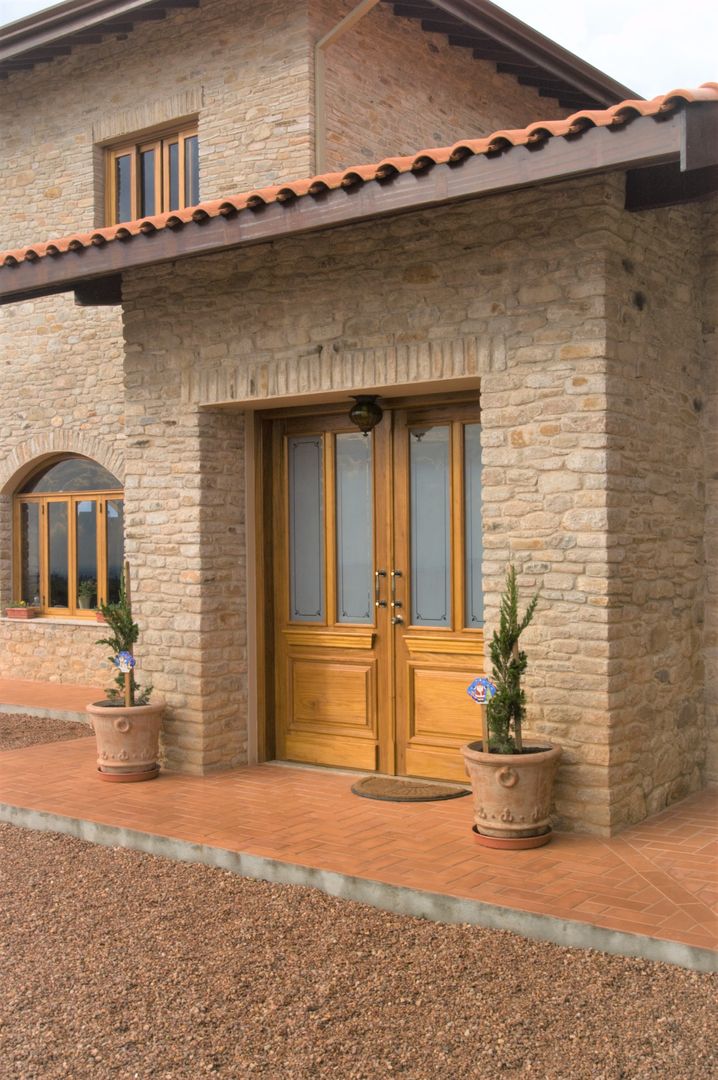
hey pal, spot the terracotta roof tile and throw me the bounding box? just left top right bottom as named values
left=1, top=83, right=716, bottom=271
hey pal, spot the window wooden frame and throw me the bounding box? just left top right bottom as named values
left=13, top=490, right=124, bottom=619
left=105, top=124, right=198, bottom=225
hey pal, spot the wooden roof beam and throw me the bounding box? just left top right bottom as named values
left=0, top=111, right=687, bottom=307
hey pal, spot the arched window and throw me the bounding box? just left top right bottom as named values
left=14, top=456, right=124, bottom=618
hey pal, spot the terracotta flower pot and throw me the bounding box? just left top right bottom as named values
left=86, top=700, right=164, bottom=782
left=6, top=607, right=38, bottom=619
left=461, top=741, right=562, bottom=848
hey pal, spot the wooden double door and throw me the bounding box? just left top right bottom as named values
left=271, top=397, right=485, bottom=782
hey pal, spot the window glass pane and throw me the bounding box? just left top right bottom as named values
left=184, top=135, right=199, bottom=207
left=464, top=424, right=483, bottom=626
left=48, top=502, right=69, bottom=608
left=288, top=436, right=324, bottom=623
left=140, top=148, right=156, bottom=217
left=107, top=499, right=124, bottom=605
left=19, top=503, right=40, bottom=605
left=168, top=142, right=179, bottom=211
left=410, top=425, right=451, bottom=627
left=335, top=433, right=373, bottom=624
left=115, top=154, right=132, bottom=223
left=76, top=500, right=98, bottom=609
left=22, top=458, right=122, bottom=494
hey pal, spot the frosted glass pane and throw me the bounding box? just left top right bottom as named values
left=336, top=433, right=373, bottom=624
left=464, top=424, right=483, bottom=626
left=288, top=436, right=324, bottom=622
left=410, top=426, right=451, bottom=627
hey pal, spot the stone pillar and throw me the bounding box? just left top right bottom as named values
left=602, top=182, right=706, bottom=827
left=122, top=309, right=247, bottom=773
left=479, top=184, right=614, bottom=835
left=703, top=193, right=718, bottom=783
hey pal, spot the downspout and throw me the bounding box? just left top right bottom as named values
left=314, top=0, right=381, bottom=175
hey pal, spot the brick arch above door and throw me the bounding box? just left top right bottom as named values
left=0, top=432, right=124, bottom=496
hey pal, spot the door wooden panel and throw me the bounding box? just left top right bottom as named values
left=283, top=654, right=378, bottom=770
left=271, top=397, right=485, bottom=780
left=273, top=414, right=392, bottom=773
left=393, top=403, right=484, bottom=782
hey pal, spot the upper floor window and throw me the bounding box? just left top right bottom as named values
left=105, top=125, right=199, bottom=224
left=14, top=457, right=124, bottom=619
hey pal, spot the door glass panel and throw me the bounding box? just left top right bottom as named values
left=19, top=503, right=40, bottom=605
left=288, top=436, right=324, bottom=622
left=184, top=135, right=199, bottom=206
left=409, top=425, right=451, bottom=627
left=168, top=142, right=179, bottom=211
left=140, top=148, right=156, bottom=217
left=464, top=423, right=483, bottom=626
left=76, top=500, right=98, bottom=609
left=107, top=499, right=124, bottom=604
left=115, top=154, right=132, bottom=223
left=335, top=433, right=373, bottom=624
left=48, top=502, right=69, bottom=607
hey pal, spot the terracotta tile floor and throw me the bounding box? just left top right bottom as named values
left=0, top=677, right=103, bottom=713
left=0, top=732, right=716, bottom=955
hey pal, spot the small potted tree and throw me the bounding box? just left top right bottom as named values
left=462, top=566, right=562, bottom=849
left=77, top=578, right=97, bottom=610
left=86, top=565, right=163, bottom=782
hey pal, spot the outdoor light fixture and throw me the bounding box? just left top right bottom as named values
left=348, top=395, right=383, bottom=436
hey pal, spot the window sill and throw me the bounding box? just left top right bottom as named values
left=0, top=616, right=101, bottom=628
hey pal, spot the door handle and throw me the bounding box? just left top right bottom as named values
left=390, top=571, right=403, bottom=614
left=391, top=615, right=404, bottom=625
left=375, top=569, right=387, bottom=608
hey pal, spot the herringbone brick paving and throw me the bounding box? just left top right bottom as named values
left=0, top=732, right=715, bottom=953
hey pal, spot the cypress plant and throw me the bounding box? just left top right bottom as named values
left=486, top=565, right=538, bottom=754
left=96, top=575, right=151, bottom=706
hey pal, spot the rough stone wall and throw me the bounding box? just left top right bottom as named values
left=703, top=193, right=718, bottom=784
left=0, top=0, right=311, bottom=685
left=602, top=177, right=707, bottom=827
left=312, top=0, right=571, bottom=170
left=0, top=0, right=570, bottom=687
left=122, top=292, right=247, bottom=772
left=122, top=175, right=619, bottom=825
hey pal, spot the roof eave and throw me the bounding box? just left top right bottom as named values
left=0, top=110, right=698, bottom=308
left=428, top=0, right=638, bottom=105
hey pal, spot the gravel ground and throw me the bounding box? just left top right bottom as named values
left=0, top=826, right=715, bottom=1080
left=0, top=711, right=91, bottom=751
left=0, top=713, right=716, bottom=1079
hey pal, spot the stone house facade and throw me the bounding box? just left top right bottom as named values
left=0, top=0, right=716, bottom=835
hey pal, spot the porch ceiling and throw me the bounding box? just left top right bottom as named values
left=0, top=88, right=716, bottom=308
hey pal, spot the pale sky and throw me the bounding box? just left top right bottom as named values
left=0, top=0, right=715, bottom=99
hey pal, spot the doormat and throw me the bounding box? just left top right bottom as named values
left=351, top=776, right=471, bottom=803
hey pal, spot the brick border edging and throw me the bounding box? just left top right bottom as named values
left=1, top=802, right=715, bottom=974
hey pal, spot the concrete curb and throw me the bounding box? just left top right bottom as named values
left=0, top=703, right=92, bottom=724
left=1, top=801, right=715, bottom=974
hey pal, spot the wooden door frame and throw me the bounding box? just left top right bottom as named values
left=252, top=388, right=481, bottom=766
